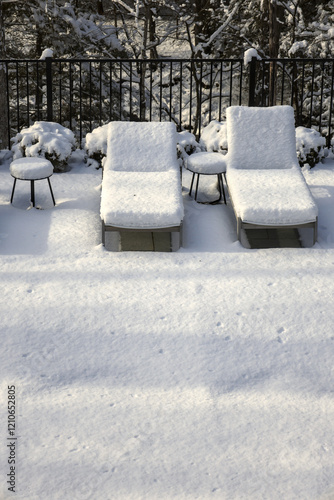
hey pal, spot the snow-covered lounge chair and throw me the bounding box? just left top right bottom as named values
left=100, top=121, right=184, bottom=251
left=225, top=105, right=318, bottom=246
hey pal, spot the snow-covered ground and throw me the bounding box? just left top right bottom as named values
left=1, top=152, right=334, bottom=500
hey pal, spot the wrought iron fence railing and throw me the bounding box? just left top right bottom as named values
left=1, top=57, right=334, bottom=147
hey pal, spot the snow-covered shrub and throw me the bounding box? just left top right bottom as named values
left=177, top=130, right=201, bottom=166
left=11, top=122, right=76, bottom=172
left=199, top=120, right=228, bottom=154
left=295, top=126, right=327, bottom=168
left=84, top=123, right=109, bottom=169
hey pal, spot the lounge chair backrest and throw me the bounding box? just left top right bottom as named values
left=105, top=121, right=179, bottom=172
left=226, top=106, right=299, bottom=170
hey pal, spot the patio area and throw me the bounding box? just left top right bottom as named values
left=1, top=153, right=334, bottom=499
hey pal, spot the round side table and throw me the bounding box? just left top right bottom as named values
left=10, top=157, right=56, bottom=208
left=186, top=152, right=227, bottom=204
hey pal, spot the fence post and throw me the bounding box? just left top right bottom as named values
left=248, top=56, right=257, bottom=107
left=46, top=56, right=53, bottom=122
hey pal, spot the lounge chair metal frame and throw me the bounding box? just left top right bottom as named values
left=225, top=105, right=318, bottom=247
left=100, top=121, right=184, bottom=251
left=101, top=221, right=182, bottom=251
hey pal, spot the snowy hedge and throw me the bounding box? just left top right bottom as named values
left=295, top=126, right=327, bottom=168
left=199, top=120, right=228, bottom=154
left=11, top=122, right=77, bottom=173
left=84, top=124, right=109, bottom=169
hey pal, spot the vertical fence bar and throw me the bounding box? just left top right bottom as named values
left=69, top=62, right=73, bottom=130
left=99, top=61, right=103, bottom=126
left=119, top=61, right=123, bottom=120
left=328, top=60, right=334, bottom=147
left=259, top=61, right=265, bottom=106
left=159, top=61, right=163, bottom=121
left=228, top=61, right=233, bottom=108
left=6, top=61, right=10, bottom=146
left=248, top=57, right=257, bottom=107
left=26, top=61, right=30, bottom=127
left=58, top=61, right=62, bottom=125
left=169, top=61, right=173, bottom=121
left=189, top=61, right=193, bottom=133
left=46, top=57, right=53, bottom=122
left=291, top=61, right=296, bottom=108
left=300, top=61, right=305, bottom=122
left=179, top=61, right=182, bottom=129
left=280, top=61, right=285, bottom=105
left=239, top=61, right=243, bottom=105
left=309, top=60, right=315, bottom=127
left=219, top=61, right=224, bottom=119
left=89, top=61, right=92, bottom=131
left=208, top=61, right=213, bottom=123
left=129, top=61, right=133, bottom=120
left=15, top=62, right=19, bottom=130
left=79, top=61, right=82, bottom=143
left=198, top=61, right=203, bottom=135
left=110, top=61, right=113, bottom=121
left=319, top=60, right=325, bottom=134
left=149, top=61, right=153, bottom=122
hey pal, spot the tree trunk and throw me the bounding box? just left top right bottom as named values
left=148, top=7, right=158, bottom=59
left=0, top=0, right=9, bottom=149
left=97, top=0, right=104, bottom=15
left=268, top=0, right=284, bottom=105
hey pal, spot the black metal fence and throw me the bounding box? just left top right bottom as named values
left=2, top=56, right=334, bottom=146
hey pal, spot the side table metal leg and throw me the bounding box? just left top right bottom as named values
left=10, top=178, right=17, bottom=204
left=30, top=180, right=35, bottom=207
left=194, top=174, right=200, bottom=201
left=189, top=173, right=195, bottom=197
left=219, top=173, right=227, bottom=205
left=47, top=178, right=56, bottom=205
left=217, top=174, right=222, bottom=202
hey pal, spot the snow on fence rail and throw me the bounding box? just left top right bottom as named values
left=1, top=57, right=334, bottom=146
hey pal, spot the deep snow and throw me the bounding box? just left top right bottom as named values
left=1, top=152, right=334, bottom=500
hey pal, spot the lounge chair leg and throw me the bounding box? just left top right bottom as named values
left=218, top=173, right=227, bottom=204
left=313, top=220, right=318, bottom=246
left=237, top=217, right=242, bottom=241
left=194, top=174, right=200, bottom=201
left=30, top=180, right=35, bottom=207
left=102, top=220, right=105, bottom=246
left=47, top=177, right=56, bottom=205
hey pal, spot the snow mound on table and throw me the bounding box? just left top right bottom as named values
left=10, top=157, right=53, bottom=180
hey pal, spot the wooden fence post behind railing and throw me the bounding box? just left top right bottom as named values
left=45, top=57, right=53, bottom=122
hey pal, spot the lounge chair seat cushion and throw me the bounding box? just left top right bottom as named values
left=227, top=166, right=318, bottom=225
left=101, top=170, right=184, bottom=229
